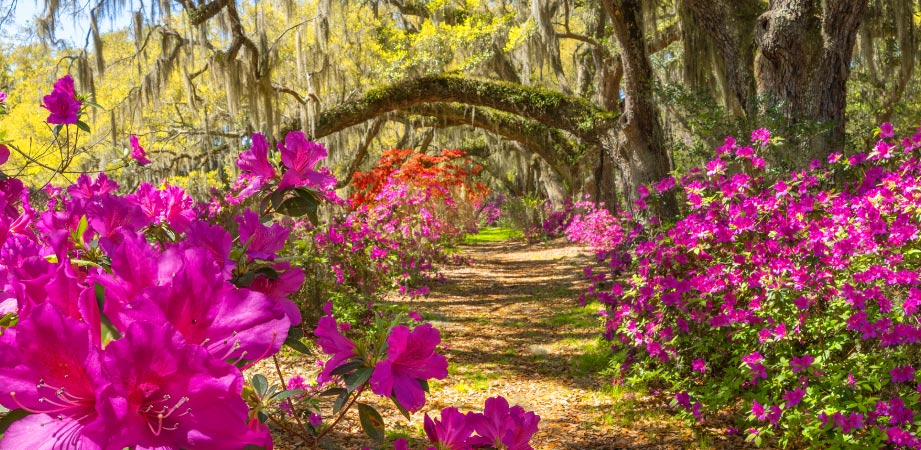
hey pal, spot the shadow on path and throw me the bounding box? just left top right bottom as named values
left=386, top=238, right=758, bottom=449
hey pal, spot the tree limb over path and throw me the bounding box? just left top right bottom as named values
left=311, top=74, right=619, bottom=145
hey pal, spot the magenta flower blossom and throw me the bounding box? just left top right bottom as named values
left=751, top=128, right=771, bottom=145
left=891, top=365, right=916, bottom=383
left=423, top=407, right=473, bottom=450
left=692, top=358, right=707, bottom=373
left=103, top=321, right=269, bottom=449
left=0, top=144, right=8, bottom=166
left=237, top=133, right=277, bottom=179
left=0, top=91, right=6, bottom=103
left=236, top=209, right=290, bottom=260
left=467, top=396, right=540, bottom=450
left=783, top=387, right=805, bottom=408
left=370, top=323, right=449, bottom=412
left=880, top=121, right=895, bottom=138
left=277, top=131, right=336, bottom=190
left=130, top=183, right=197, bottom=233
left=0, top=304, right=111, bottom=449
left=790, top=354, right=814, bottom=374
left=314, top=315, right=357, bottom=383
left=42, top=75, right=81, bottom=125
left=130, top=135, right=151, bottom=166
left=117, top=248, right=290, bottom=362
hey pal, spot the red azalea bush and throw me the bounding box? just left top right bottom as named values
left=350, top=148, right=488, bottom=235
left=582, top=124, right=921, bottom=448
left=0, top=76, right=540, bottom=450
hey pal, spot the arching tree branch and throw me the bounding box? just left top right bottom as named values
left=402, top=103, right=584, bottom=185
left=311, top=74, right=618, bottom=143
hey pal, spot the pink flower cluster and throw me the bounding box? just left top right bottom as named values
left=581, top=123, right=921, bottom=447
left=392, top=396, right=540, bottom=450
left=0, top=171, right=307, bottom=448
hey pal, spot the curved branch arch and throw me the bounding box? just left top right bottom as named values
left=311, top=74, right=619, bottom=143
left=401, top=104, right=586, bottom=187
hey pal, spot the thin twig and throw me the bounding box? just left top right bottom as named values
left=315, top=385, right=366, bottom=443
left=272, top=354, right=311, bottom=444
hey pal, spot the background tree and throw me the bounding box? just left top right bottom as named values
left=8, top=0, right=921, bottom=213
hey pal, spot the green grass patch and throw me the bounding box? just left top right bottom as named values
left=463, top=227, right=523, bottom=244
left=571, top=338, right=614, bottom=375
left=544, top=301, right=604, bottom=329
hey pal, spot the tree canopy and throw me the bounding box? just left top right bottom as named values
left=0, top=0, right=918, bottom=210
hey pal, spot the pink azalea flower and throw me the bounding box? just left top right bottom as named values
left=751, top=128, right=771, bottom=145
left=42, top=75, right=81, bottom=125
left=277, top=131, right=336, bottom=190
left=130, top=135, right=151, bottom=166
left=423, top=407, right=473, bottom=450
left=783, top=387, right=805, bottom=408
left=467, top=396, right=541, bottom=450
left=314, top=315, right=357, bottom=384
left=891, top=365, right=916, bottom=383
left=880, top=121, right=895, bottom=138
left=0, top=304, right=111, bottom=449
left=129, top=183, right=197, bottom=233
left=237, top=133, right=277, bottom=179
left=0, top=144, right=8, bottom=166
left=790, top=354, right=814, bottom=374
left=370, top=324, right=448, bottom=412
left=117, top=247, right=291, bottom=362
left=104, top=321, right=269, bottom=449
left=236, top=209, right=290, bottom=260
left=692, top=358, right=707, bottom=373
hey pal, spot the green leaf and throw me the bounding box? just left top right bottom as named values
left=270, top=389, right=306, bottom=401
left=320, top=387, right=347, bottom=397
left=75, top=215, right=89, bottom=242
left=391, top=396, right=411, bottom=420
left=0, top=409, right=30, bottom=435
left=276, top=191, right=319, bottom=223
left=285, top=333, right=313, bottom=355
left=346, top=367, right=373, bottom=392
left=52, top=124, right=62, bottom=136
left=332, top=390, right=349, bottom=414
left=94, top=283, right=122, bottom=341
left=75, top=120, right=91, bottom=133
left=357, top=403, right=385, bottom=441
left=251, top=374, right=269, bottom=398
left=232, top=271, right=257, bottom=287
left=331, top=360, right=365, bottom=376
left=418, top=379, right=430, bottom=393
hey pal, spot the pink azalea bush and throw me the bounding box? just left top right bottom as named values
left=583, top=124, right=921, bottom=448
left=0, top=76, right=539, bottom=449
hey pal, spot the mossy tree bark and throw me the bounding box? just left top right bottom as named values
left=603, top=0, right=678, bottom=219
left=683, top=0, right=866, bottom=160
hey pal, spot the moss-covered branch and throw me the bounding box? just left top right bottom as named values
left=403, top=103, right=586, bottom=184
left=312, top=74, right=618, bottom=143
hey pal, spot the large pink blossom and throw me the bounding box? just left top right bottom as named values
left=277, top=131, right=336, bottom=190
left=314, top=315, right=356, bottom=384
left=42, top=75, right=81, bottom=125
left=103, top=321, right=269, bottom=449
left=0, top=304, right=111, bottom=449
left=370, top=323, right=448, bottom=412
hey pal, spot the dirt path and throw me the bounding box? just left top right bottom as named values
left=389, top=238, right=726, bottom=449
left=269, top=237, right=756, bottom=449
